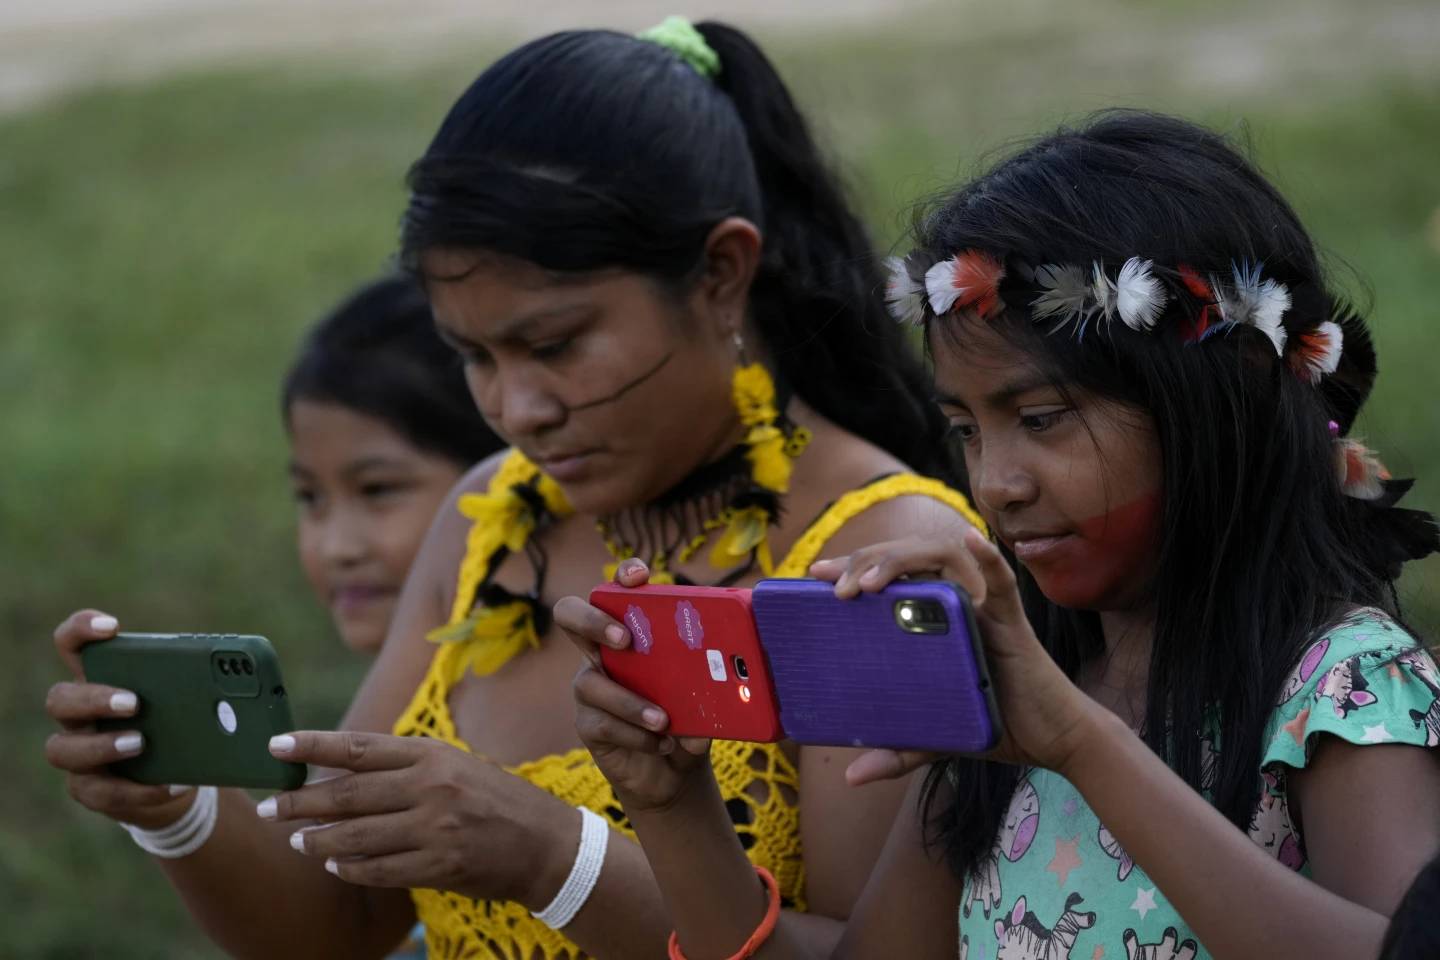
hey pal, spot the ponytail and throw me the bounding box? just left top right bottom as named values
left=696, top=23, right=952, bottom=475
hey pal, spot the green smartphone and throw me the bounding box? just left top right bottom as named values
left=81, top=632, right=306, bottom=791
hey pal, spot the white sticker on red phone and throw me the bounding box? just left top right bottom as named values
left=706, top=649, right=727, bottom=682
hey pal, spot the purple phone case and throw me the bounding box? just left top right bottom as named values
left=752, top=579, right=1001, bottom=752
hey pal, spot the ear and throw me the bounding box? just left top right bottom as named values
left=1351, top=690, right=1377, bottom=706
left=693, top=216, right=762, bottom=340
left=994, top=920, right=1006, bottom=940
left=1011, top=896, right=1026, bottom=924
left=1300, top=638, right=1329, bottom=680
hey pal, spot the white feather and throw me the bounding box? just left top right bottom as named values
left=1115, top=257, right=1167, bottom=332
left=1313, top=320, right=1344, bottom=376
left=1295, top=320, right=1344, bottom=383
left=1223, top=262, right=1291, bottom=355
left=884, top=255, right=927, bottom=326
left=1030, top=263, right=1091, bottom=332
left=1092, top=262, right=1117, bottom=327
left=925, top=257, right=962, bottom=315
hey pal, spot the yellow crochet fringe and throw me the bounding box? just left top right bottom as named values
left=392, top=462, right=982, bottom=959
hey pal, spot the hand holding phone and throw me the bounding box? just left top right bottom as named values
left=562, top=565, right=721, bottom=818
left=589, top=583, right=782, bottom=742
left=811, top=529, right=1100, bottom=781
left=81, top=632, right=305, bottom=790
left=752, top=578, right=1001, bottom=754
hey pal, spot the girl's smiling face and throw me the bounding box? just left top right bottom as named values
left=288, top=400, right=466, bottom=653
left=931, top=320, right=1164, bottom=612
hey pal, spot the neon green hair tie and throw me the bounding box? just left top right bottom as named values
left=637, top=16, right=721, bottom=79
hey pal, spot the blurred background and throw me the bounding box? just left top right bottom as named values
left=2, top=0, right=1437, bottom=954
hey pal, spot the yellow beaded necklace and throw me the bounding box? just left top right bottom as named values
left=429, top=362, right=808, bottom=679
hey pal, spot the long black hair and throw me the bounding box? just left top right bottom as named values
left=398, top=22, right=952, bottom=476
left=282, top=274, right=503, bottom=467
left=913, top=111, right=1439, bottom=880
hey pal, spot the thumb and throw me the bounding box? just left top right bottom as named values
left=844, top=748, right=936, bottom=786
left=615, top=558, right=651, bottom=587
left=676, top=736, right=711, bottom=756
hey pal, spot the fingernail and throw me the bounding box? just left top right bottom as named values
left=641, top=708, right=666, bottom=730
left=324, top=858, right=339, bottom=876
left=289, top=830, right=306, bottom=853
left=859, top=567, right=880, bottom=585
left=269, top=734, right=296, bottom=756
left=110, top=691, right=138, bottom=715
left=604, top=624, right=626, bottom=647
left=90, top=615, right=118, bottom=633
left=168, top=784, right=193, bottom=797
left=114, top=732, right=143, bottom=755
left=256, top=797, right=277, bottom=820
left=658, top=737, right=675, bottom=755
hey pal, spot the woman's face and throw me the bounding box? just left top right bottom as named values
left=423, top=245, right=749, bottom=516
left=288, top=400, right=464, bottom=654
left=931, top=321, right=1163, bottom=611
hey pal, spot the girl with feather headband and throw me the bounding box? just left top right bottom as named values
left=565, top=110, right=1440, bottom=959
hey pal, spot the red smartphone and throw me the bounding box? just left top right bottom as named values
left=590, top=583, right=782, bottom=742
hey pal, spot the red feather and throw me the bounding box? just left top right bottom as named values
left=939, top=250, right=1005, bottom=318
left=1177, top=264, right=1214, bottom=343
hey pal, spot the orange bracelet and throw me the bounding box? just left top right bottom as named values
left=667, top=866, right=781, bottom=960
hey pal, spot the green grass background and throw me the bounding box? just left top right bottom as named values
left=2, top=1, right=1437, bottom=954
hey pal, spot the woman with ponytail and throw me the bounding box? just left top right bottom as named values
left=42, top=19, right=979, bottom=959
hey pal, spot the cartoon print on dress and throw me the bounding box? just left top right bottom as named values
left=1399, top=649, right=1440, bottom=746
left=1314, top=655, right=1378, bottom=719
left=994, top=893, right=1096, bottom=960
left=1122, top=928, right=1199, bottom=960
left=1276, top=637, right=1330, bottom=703
left=1097, top=823, right=1135, bottom=881
left=1246, top=770, right=1306, bottom=870
left=1400, top=648, right=1440, bottom=690
left=964, top=777, right=1041, bottom=918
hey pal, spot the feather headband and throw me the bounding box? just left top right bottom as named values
left=887, top=249, right=1404, bottom=502
left=886, top=249, right=1336, bottom=377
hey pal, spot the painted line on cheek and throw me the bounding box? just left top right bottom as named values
left=565, top=350, right=676, bottom=412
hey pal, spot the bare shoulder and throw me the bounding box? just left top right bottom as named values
left=420, top=448, right=516, bottom=596
left=449, top=448, right=515, bottom=503
left=787, top=415, right=973, bottom=561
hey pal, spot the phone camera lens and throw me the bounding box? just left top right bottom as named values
left=218, top=659, right=230, bottom=674
left=732, top=655, right=750, bottom=681
left=241, top=659, right=253, bottom=675
left=895, top=599, right=949, bottom=634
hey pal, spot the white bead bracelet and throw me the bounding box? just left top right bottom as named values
left=531, top=806, right=610, bottom=930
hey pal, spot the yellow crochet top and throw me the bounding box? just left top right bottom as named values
left=392, top=453, right=983, bottom=960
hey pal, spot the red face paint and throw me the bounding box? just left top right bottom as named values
left=1018, top=492, right=1162, bottom=610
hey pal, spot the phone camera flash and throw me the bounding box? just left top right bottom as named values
left=738, top=684, right=752, bottom=703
